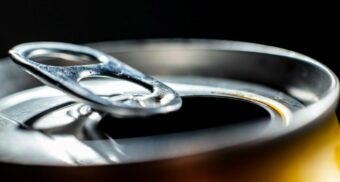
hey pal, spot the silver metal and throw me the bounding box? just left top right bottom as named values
left=0, top=77, right=303, bottom=165
left=0, top=39, right=338, bottom=167
left=8, top=42, right=182, bottom=117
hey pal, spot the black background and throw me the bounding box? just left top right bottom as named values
left=0, top=1, right=338, bottom=92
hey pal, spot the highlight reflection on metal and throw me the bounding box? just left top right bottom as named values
left=0, top=77, right=304, bottom=165
left=1, top=39, right=340, bottom=182
left=8, top=42, right=182, bottom=117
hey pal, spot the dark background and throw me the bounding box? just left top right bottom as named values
left=0, top=1, right=338, bottom=65
left=0, top=1, right=338, bottom=77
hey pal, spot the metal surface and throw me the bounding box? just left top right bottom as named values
left=0, top=39, right=338, bottom=167
left=0, top=77, right=303, bottom=165
left=9, top=42, right=182, bottom=117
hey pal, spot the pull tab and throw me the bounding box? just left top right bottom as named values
left=9, top=42, right=182, bottom=117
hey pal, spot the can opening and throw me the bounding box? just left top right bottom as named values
left=98, top=96, right=271, bottom=138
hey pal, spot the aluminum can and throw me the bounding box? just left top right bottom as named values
left=0, top=39, right=339, bottom=182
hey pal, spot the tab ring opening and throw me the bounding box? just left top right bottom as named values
left=9, top=42, right=182, bottom=117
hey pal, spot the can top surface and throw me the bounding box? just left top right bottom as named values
left=0, top=39, right=338, bottom=166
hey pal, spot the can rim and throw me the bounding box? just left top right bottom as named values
left=0, top=39, right=338, bottom=166
left=87, top=38, right=339, bottom=143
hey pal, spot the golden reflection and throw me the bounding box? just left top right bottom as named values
left=164, top=115, right=340, bottom=182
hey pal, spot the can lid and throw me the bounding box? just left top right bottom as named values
left=0, top=76, right=303, bottom=165
left=0, top=39, right=338, bottom=166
